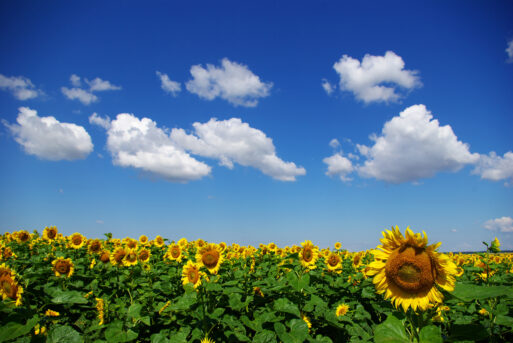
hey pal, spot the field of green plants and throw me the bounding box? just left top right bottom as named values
left=1, top=227, right=512, bottom=342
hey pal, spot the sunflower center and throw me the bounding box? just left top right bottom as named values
left=202, top=251, right=219, bottom=268
left=115, top=251, right=126, bottom=263
left=72, top=236, right=82, bottom=245
left=303, top=248, right=313, bottom=262
left=139, top=250, right=149, bottom=260
left=188, top=269, right=199, bottom=283
left=19, top=233, right=29, bottom=242
left=90, top=242, right=101, bottom=252
left=171, top=247, right=181, bottom=258
left=0, top=277, right=17, bottom=298
left=100, top=253, right=110, bottom=263
left=385, top=246, right=435, bottom=293
left=48, top=230, right=57, bottom=239
left=328, top=255, right=339, bottom=266
left=56, top=261, right=70, bottom=274
left=126, top=252, right=137, bottom=262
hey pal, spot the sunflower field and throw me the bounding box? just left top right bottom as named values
left=1, top=226, right=512, bottom=343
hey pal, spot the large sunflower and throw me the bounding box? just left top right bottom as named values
left=196, top=243, right=224, bottom=274
left=123, top=249, right=138, bottom=267
left=110, top=247, right=127, bottom=266
left=52, top=257, right=74, bottom=278
left=0, top=263, right=23, bottom=306
left=88, top=239, right=103, bottom=254
left=325, top=252, right=343, bottom=273
left=69, top=233, right=86, bottom=249
left=165, top=244, right=183, bottom=263
left=15, top=230, right=31, bottom=243
left=42, top=226, right=58, bottom=241
left=366, top=226, right=457, bottom=312
left=181, top=260, right=204, bottom=289
left=299, top=240, right=319, bottom=270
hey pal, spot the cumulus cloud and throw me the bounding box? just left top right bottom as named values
left=472, top=151, right=513, bottom=184
left=329, top=138, right=340, bottom=148
left=89, top=112, right=111, bottom=129
left=171, top=118, right=306, bottom=181
left=506, top=39, right=513, bottom=63
left=323, top=153, right=354, bottom=182
left=185, top=58, right=272, bottom=107
left=61, top=87, right=98, bottom=105
left=103, top=113, right=211, bottom=182
left=62, top=75, right=121, bottom=105
left=156, top=71, right=181, bottom=96
left=332, top=51, right=421, bottom=103
left=0, top=74, right=43, bottom=100
left=85, top=77, right=122, bottom=92
left=322, top=79, right=335, bottom=95
left=356, top=105, right=479, bottom=183
left=484, top=217, right=513, bottom=233
left=3, top=107, right=93, bottom=160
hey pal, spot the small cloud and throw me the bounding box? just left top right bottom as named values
left=58, top=188, right=64, bottom=194
left=96, top=220, right=104, bottom=224
left=323, top=153, right=354, bottom=182
left=484, top=216, right=513, bottom=233
left=186, top=58, right=272, bottom=107
left=156, top=71, right=181, bottom=96
left=85, top=77, right=121, bottom=92
left=322, top=79, right=335, bottom=95
left=62, top=75, right=121, bottom=105
left=332, top=51, right=421, bottom=103
left=70, top=74, right=81, bottom=87
left=207, top=195, right=215, bottom=199
left=0, top=74, right=43, bottom=100
left=329, top=138, right=340, bottom=148
left=506, top=39, right=513, bottom=63
left=451, top=229, right=457, bottom=233
left=472, top=151, right=513, bottom=185
left=62, top=87, right=98, bottom=105
left=89, top=112, right=111, bottom=129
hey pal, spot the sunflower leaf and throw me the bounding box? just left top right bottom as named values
left=51, top=290, right=88, bottom=304
left=451, top=283, right=511, bottom=302
left=373, top=314, right=408, bottom=343
left=419, top=325, right=442, bottom=343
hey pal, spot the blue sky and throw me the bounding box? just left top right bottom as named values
left=1, top=1, right=512, bottom=251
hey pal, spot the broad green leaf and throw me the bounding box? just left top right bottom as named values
left=150, top=333, right=169, bottom=343
left=373, top=314, right=408, bottom=343
left=274, top=298, right=300, bottom=317
left=48, top=325, right=84, bottom=343
left=127, top=303, right=142, bottom=319
left=451, top=283, right=511, bottom=302
left=0, top=317, right=38, bottom=343
left=419, top=325, right=442, bottom=343
left=252, top=330, right=276, bottom=343
left=289, top=319, right=309, bottom=341
left=495, top=315, right=513, bottom=327
left=105, top=327, right=138, bottom=343
left=51, top=290, right=88, bottom=304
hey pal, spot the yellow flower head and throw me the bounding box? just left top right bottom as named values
left=42, top=226, right=58, bottom=241
left=334, top=242, right=342, bottom=250
left=88, top=239, right=103, bottom=254
left=139, top=235, right=149, bottom=245
left=181, top=260, right=204, bottom=289
left=45, top=309, right=60, bottom=317
left=301, top=313, right=312, bottom=331
left=138, top=248, right=151, bottom=263
left=336, top=303, right=349, bottom=317
left=123, top=249, right=138, bottom=267
left=479, top=308, right=489, bottom=316
left=154, top=235, right=165, bottom=248
left=52, top=257, right=74, bottom=278
left=110, top=247, right=127, bottom=266
left=0, top=264, right=23, bottom=306
left=299, top=240, right=319, bottom=269
left=366, top=226, right=457, bottom=312
left=69, top=233, right=86, bottom=249
left=165, top=244, right=183, bottom=263
left=325, top=252, right=343, bottom=273
left=196, top=243, right=224, bottom=275
left=15, top=230, right=31, bottom=243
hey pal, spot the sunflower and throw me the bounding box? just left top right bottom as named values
left=200, top=336, right=215, bottom=343
left=45, top=309, right=60, bottom=317
left=139, top=235, right=149, bottom=245
left=0, top=264, right=23, bottom=306
left=99, top=250, right=111, bottom=264
left=124, top=238, right=138, bottom=250
left=178, top=238, right=188, bottom=248
left=52, top=257, right=74, bottom=277
left=334, top=242, right=342, bottom=250
left=301, top=313, right=312, bottom=331
left=2, top=246, right=15, bottom=260
left=299, top=240, right=319, bottom=270
left=88, top=239, right=103, bottom=254
left=352, top=252, right=363, bottom=269
left=138, top=248, right=151, bottom=263
left=336, top=303, right=349, bottom=317
left=42, top=226, right=58, bottom=241
left=366, top=226, right=457, bottom=312
left=196, top=243, right=224, bottom=274
left=96, top=298, right=105, bottom=325
left=165, top=244, right=183, bottom=263
left=69, top=233, right=86, bottom=249
left=325, top=252, right=343, bottom=273
left=154, top=235, right=165, bottom=248
left=123, top=249, right=138, bottom=267
left=110, top=247, right=127, bottom=266
left=16, top=230, right=31, bottom=243
left=181, top=260, right=204, bottom=289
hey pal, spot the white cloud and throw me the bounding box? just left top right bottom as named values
left=484, top=216, right=513, bottom=233
left=323, top=153, right=354, bottom=182
left=62, top=87, right=98, bottom=105
left=156, top=71, right=181, bottom=96
left=185, top=58, right=272, bottom=107
left=104, top=113, right=211, bottom=182
left=329, top=138, right=340, bottom=148
left=333, top=51, right=421, bottom=103
left=322, top=79, right=335, bottom=95
left=85, top=77, right=121, bottom=92
left=171, top=118, right=305, bottom=181
left=89, top=112, right=111, bottom=129
left=70, top=74, right=81, bottom=87
left=472, top=151, right=513, bottom=183
left=506, top=39, right=513, bottom=62
left=3, top=107, right=93, bottom=160
left=356, top=104, right=479, bottom=183
left=0, top=74, right=42, bottom=100
left=62, top=75, right=121, bottom=105
left=451, top=229, right=457, bottom=233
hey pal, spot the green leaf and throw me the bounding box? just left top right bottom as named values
left=495, top=315, right=513, bottom=327
left=105, top=327, right=138, bottom=343
left=373, top=314, right=409, bottom=343
left=419, top=325, right=442, bottom=343
left=274, top=298, right=300, bottom=317
left=451, top=283, right=511, bottom=302
left=51, top=290, right=88, bottom=304
left=252, top=330, right=276, bottom=343
left=48, top=325, right=84, bottom=343
left=289, top=319, right=309, bottom=342
left=449, top=324, right=489, bottom=342
left=127, top=303, right=142, bottom=319
left=150, top=333, right=169, bottom=343
left=0, top=317, right=38, bottom=343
